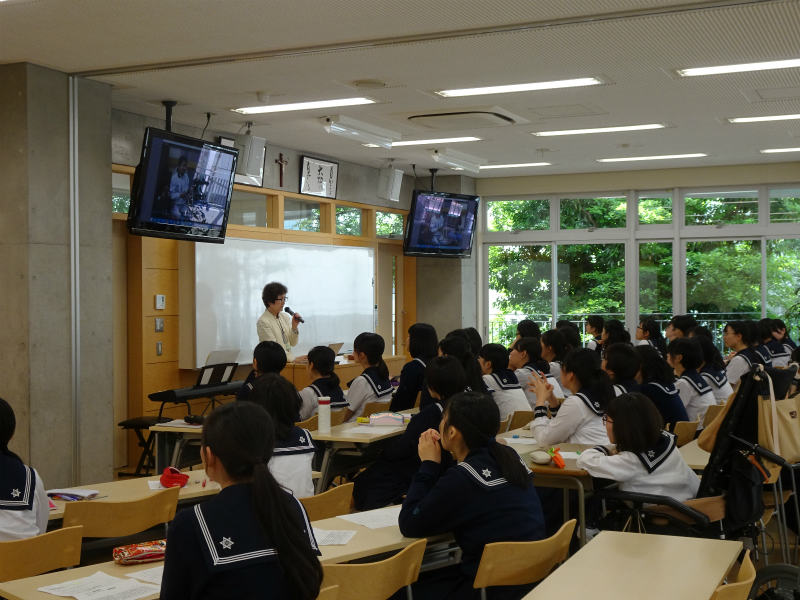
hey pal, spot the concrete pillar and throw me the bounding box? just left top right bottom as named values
left=0, top=63, right=113, bottom=486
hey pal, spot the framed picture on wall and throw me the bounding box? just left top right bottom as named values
left=299, top=155, right=338, bottom=199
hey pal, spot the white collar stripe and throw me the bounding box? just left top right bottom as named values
left=194, top=504, right=279, bottom=565
left=458, top=462, right=508, bottom=487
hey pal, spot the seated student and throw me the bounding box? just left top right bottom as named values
left=759, top=318, right=791, bottom=368
left=0, top=398, right=48, bottom=542
left=515, top=319, right=541, bottom=342
left=250, top=374, right=315, bottom=497
left=773, top=318, right=797, bottom=353
left=789, top=347, right=800, bottom=397
left=462, top=327, right=483, bottom=357
left=399, top=392, right=545, bottom=600
left=508, top=337, right=565, bottom=408
left=540, top=329, right=568, bottom=384
left=664, top=314, right=698, bottom=342
left=528, top=349, right=612, bottom=445
left=237, top=341, right=288, bottom=402
left=352, top=356, right=466, bottom=510
left=691, top=334, right=734, bottom=404
left=724, top=320, right=769, bottom=387
left=389, top=323, right=438, bottom=412
left=439, top=332, right=487, bottom=395
left=603, top=342, right=641, bottom=396
left=478, top=343, right=530, bottom=421
left=599, top=319, right=631, bottom=357
left=557, top=323, right=582, bottom=354
left=297, top=346, right=346, bottom=420
left=161, top=402, right=322, bottom=600
left=634, top=345, right=688, bottom=428
left=343, top=332, right=392, bottom=421
left=667, top=338, right=715, bottom=426
left=576, top=392, right=699, bottom=502
left=635, top=317, right=667, bottom=357
left=585, top=315, right=605, bottom=353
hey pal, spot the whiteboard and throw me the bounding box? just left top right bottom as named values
left=194, top=237, right=374, bottom=367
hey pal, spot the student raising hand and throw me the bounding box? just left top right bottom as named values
left=417, top=428, right=442, bottom=463
left=528, top=370, right=554, bottom=407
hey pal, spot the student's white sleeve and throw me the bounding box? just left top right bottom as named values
left=33, top=470, right=48, bottom=535
left=576, top=448, right=639, bottom=482
left=674, top=378, right=691, bottom=408
left=726, top=355, right=749, bottom=386
left=297, top=387, right=318, bottom=421
left=531, top=396, right=582, bottom=446
left=346, top=377, right=370, bottom=419
left=550, top=379, right=566, bottom=399
left=482, top=374, right=497, bottom=392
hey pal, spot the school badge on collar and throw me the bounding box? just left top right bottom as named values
left=220, top=537, right=234, bottom=550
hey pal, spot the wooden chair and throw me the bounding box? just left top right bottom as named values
left=300, top=482, right=354, bottom=521
left=507, top=410, right=534, bottom=431
left=702, top=404, right=726, bottom=429
left=672, top=421, right=699, bottom=447
left=322, top=538, right=426, bottom=600
left=709, top=550, right=755, bottom=600
left=498, top=415, right=511, bottom=433
left=330, top=409, right=348, bottom=426
left=297, top=414, right=319, bottom=431
left=317, top=585, right=340, bottom=600
left=63, top=486, right=179, bottom=538
left=413, top=390, right=422, bottom=409
left=0, top=526, right=83, bottom=583
left=361, top=401, right=391, bottom=418
left=472, top=519, right=576, bottom=599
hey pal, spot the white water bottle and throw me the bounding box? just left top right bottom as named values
left=318, top=396, right=331, bottom=433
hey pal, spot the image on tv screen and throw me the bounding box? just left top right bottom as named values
left=406, top=192, right=477, bottom=254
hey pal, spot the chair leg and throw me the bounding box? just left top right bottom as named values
left=406, top=584, right=413, bottom=600
left=479, top=588, right=487, bottom=600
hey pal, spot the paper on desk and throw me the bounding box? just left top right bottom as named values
left=312, top=528, right=357, bottom=545
left=347, top=425, right=404, bottom=436
left=147, top=480, right=165, bottom=490
left=559, top=451, right=581, bottom=459
left=158, top=419, right=202, bottom=429
left=505, top=438, right=538, bottom=445
left=38, top=570, right=159, bottom=600
left=46, top=488, right=99, bottom=500
left=339, top=504, right=402, bottom=529
left=125, top=565, right=163, bottom=586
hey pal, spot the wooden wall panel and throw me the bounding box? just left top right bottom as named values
left=142, top=316, right=180, bottom=363
left=142, top=269, right=179, bottom=316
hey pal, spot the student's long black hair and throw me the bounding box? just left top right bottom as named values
left=562, top=349, right=613, bottom=412
left=541, top=329, right=568, bottom=362
left=425, top=356, right=467, bottom=404
left=253, top=341, right=288, bottom=374
left=439, top=333, right=486, bottom=393
left=605, top=392, right=663, bottom=454
left=638, top=317, right=667, bottom=356
left=725, top=320, right=758, bottom=347
left=478, top=343, right=510, bottom=372
left=602, top=319, right=631, bottom=347
left=408, top=323, right=438, bottom=361
left=511, top=337, right=550, bottom=373
left=250, top=373, right=301, bottom=441
left=635, top=345, right=675, bottom=385
left=667, top=337, right=703, bottom=370
left=693, top=334, right=726, bottom=371
left=604, top=343, right=641, bottom=382
left=516, top=319, right=541, bottom=339
left=0, top=397, right=22, bottom=463
left=202, top=402, right=322, bottom=600
left=442, top=392, right=530, bottom=488
left=307, top=346, right=340, bottom=388
left=354, top=332, right=389, bottom=380
left=557, top=325, right=582, bottom=353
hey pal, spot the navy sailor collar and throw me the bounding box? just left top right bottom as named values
left=635, top=430, right=677, bottom=473
left=680, top=369, right=711, bottom=394
left=642, top=381, right=679, bottom=395
left=456, top=447, right=530, bottom=490
left=766, top=339, right=790, bottom=359
left=575, top=388, right=604, bottom=416
left=700, top=366, right=728, bottom=387
left=613, top=380, right=640, bottom=395
left=0, top=455, right=35, bottom=511
left=310, top=377, right=345, bottom=403
left=273, top=427, right=315, bottom=456
left=487, top=369, right=521, bottom=390
left=359, top=367, right=393, bottom=397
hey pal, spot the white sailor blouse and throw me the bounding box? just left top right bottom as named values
left=515, top=365, right=566, bottom=409
left=674, top=369, right=716, bottom=425
left=269, top=427, right=316, bottom=498
left=344, top=366, right=392, bottom=421
left=298, top=376, right=346, bottom=420
left=726, top=346, right=767, bottom=387
left=482, top=369, right=530, bottom=420
left=700, top=366, right=734, bottom=405
left=576, top=430, right=700, bottom=502
left=0, top=455, right=48, bottom=542
left=531, top=388, right=610, bottom=446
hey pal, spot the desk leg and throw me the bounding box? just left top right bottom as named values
left=316, top=445, right=334, bottom=494
left=569, top=476, right=587, bottom=547
left=155, top=432, right=169, bottom=472
left=170, top=435, right=184, bottom=469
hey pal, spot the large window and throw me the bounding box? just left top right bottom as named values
left=336, top=206, right=362, bottom=236
left=487, top=199, right=549, bottom=231
left=684, top=190, right=758, bottom=225
left=560, top=197, right=626, bottom=229
left=639, top=242, right=672, bottom=322
left=229, top=189, right=268, bottom=227
left=769, top=188, right=800, bottom=224
left=376, top=211, right=404, bottom=237
left=284, top=198, right=320, bottom=231
left=112, top=172, right=131, bottom=213
left=638, top=192, right=672, bottom=225
left=767, top=238, right=800, bottom=319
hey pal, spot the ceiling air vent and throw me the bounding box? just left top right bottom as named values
left=408, top=110, right=517, bottom=130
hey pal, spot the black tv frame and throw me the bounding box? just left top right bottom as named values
left=403, top=190, right=480, bottom=258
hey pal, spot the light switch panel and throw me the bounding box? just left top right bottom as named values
left=156, top=341, right=163, bottom=356
left=155, top=294, right=166, bottom=310
left=154, top=317, right=164, bottom=332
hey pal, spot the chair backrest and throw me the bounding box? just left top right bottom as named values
left=322, top=538, right=426, bottom=600
left=63, top=486, right=180, bottom=538
left=709, top=550, right=755, bottom=600
left=317, top=585, right=340, bottom=600
left=498, top=415, right=511, bottom=433
left=361, top=402, right=390, bottom=418
left=300, top=483, right=354, bottom=521
left=413, top=390, right=422, bottom=409
left=672, top=421, right=699, bottom=447
left=703, top=404, right=726, bottom=429
left=330, top=409, right=348, bottom=426
left=297, top=414, right=319, bottom=431
left=0, top=526, right=83, bottom=582
left=507, top=410, right=534, bottom=431
left=473, top=519, right=577, bottom=590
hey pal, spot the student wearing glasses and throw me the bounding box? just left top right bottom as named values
left=257, top=281, right=302, bottom=361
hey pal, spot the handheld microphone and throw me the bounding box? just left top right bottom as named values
left=285, top=306, right=305, bottom=323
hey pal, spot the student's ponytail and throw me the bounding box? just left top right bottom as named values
left=0, top=397, right=22, bottom=463
left=354, top=332, right=389, bottom=379
left=439, top=333, right=487, bottom=392
left=307, top=345, right=340, bottom=388
left=203, top=403, right=322, bottom=600
left=562, top=349, right=613, bottom=413
left=443, top=392, right=530, bottom=488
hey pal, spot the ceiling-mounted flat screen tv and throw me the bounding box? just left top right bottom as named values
left=127, top=128, right=239, bottom=243
left=403, top=190, right=479, bottom=258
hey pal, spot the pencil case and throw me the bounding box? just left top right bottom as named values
left=113, top=539, right=166, bottom=564
left=369, top=412, right=404, bottom=426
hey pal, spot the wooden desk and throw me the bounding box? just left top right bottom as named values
left=149, top=423, right=203, bottom=472
left=523, top=531, right=742, bottom=600
left=679, top=439, right=711, bottom=471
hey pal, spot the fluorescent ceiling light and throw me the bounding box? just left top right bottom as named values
left=233, top=97, right=374, bottom=114
left=597, top=153, right=707, bottom=163
left=532, top=123, right=665, bottom=136
left=480, top=162, right=551, bottom=169
left=363, top=136, right=481, bottom=148
left=728, top=114, right=800, bottom=123
left=678, top=58, right=800, bottom=77
left=431, top=149, right=482, bottom=174
left=760, top=147, right=800, bottom=154
left=435, top=77, right=601, bottom=97
left=322, top=115, right=399, bottom=149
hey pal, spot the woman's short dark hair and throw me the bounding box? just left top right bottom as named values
left=254, top=341, right=288, bottom=374
left=725, top=320, right=758, bottom=346
left=511, top=337, right=549, bottom=373
left=603, top=319, right=631, bottom=346
left=354, top=332, right=389, bottom=379
left=541, top=329, right=568, bottom=361
left=478, top=343, right=510, bottom=372
left=262, top=281, right=287, bottom=307
left=307, top=346, right=340, bottom=388
left=249, top=373, right=301, bottom=441
left=693, top=334, right=725, bottom=371
left=606, top=392, right=664, bottom=454
left=667, top=337, right=703, bottom=370
left=635, top=345, right=674, bottom=385
left=669, top=314, right=698, bottom=336
left=516, top=319, right=541, bottom=339
left=562, top=349, right=613, bottom=412
left=408, top=323, right=438, bottom=360
left=425, top=356, right=467, bottom=403
left=604, top=343, right=641, bottom=382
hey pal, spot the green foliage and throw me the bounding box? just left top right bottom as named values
left=336, top=207, right=362, bottom=236
left=686, top=240, right=760, bottom=315
left=638, top=197, right=671, bottom=224
left=487, top=199, right=549, bottom=231
left=285, top=200, right=320, bottom=231
left=769, top=196, right=800, bottom=223
left=488, top=245, right=552, bottom=315
left=639, top=242, right=673, bottom=314
left=557, top=244, right=626, bottom=314
left=767, top=239, right=800, bottom=319
left=376, top=211, right=404, bottom=237
left=560, top=197, right=626, bottom=229
left=112, top=192, right=130, bottom=214
left=684, top=194, right=758, bottom=225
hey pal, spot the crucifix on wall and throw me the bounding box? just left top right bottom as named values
left=275, top=153, right=288, bottom=187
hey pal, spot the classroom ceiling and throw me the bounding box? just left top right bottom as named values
left=3, top=0, right=800, bottom=177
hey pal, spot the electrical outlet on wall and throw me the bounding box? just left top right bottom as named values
left=155, top=294, right=166, bottom=310
left=155, top=317, right=164, bottom=332
left=156, top=341, right=163, bottom=356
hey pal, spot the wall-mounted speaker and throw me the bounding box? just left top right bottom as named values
left=233, top=134, right=267, bottom=179
left=377, top=167, right=403, bottom=202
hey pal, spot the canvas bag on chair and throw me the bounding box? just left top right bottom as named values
left=756, top=366, right=800, bottom=464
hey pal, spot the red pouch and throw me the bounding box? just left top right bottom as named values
left=160, top=466, right=190, bottom=488
left=112, top=539, right=166, bottom=564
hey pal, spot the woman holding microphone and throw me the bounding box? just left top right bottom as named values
left=257, top=282, right=302, bottom=362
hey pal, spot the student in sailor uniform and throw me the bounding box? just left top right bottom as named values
left=759, top=318, right=791, bottom=368
left=0, top=398, right=48, bottom=542
left=297, top=346, right=346, bottom=420
left=599, top=319, right=631, bottom=359
left=666, top=338, right=715, bottom=426
left=634, top=345, right=688, bottom=428
left=789, top=347, right=800, bottom=397
left=540, top=329, right=568, bottom=385
left=353, top=356, right=466, bottom=510
left=249, top=374, right=314, bottom=497
left=691, top=333, right=734, bottom=404
left=478, top=343, right=530, bottom=421
left=635, top=317, right=667, bottom=358
left=723, top=320, right=768, bottom=387
left=772, top=318, right=797, bottom=353
left=390, top=323, right=438, bottom=411
left=462, top=327, right=483, bottom=357
left=160, top=402, right=322, bottom=600
left=438, top=332, right=487, bottom=394
left=585, top=315, right=604, bottom=353
left=664, top=314, right=698, bottom=342
left=603, top=342, right=641, bottom=396
left=236, top=340, right=287, bottom=402
left=576, top=392, right=699, bottom=502
left=343, top=332, right=392, bottom=422
left=528, top=349, right=612, bottom=446
left=509, top=337, right=565, bottom=408
left=399, top=391, right=545, bottom=600
left=557, top=322, right=582, bottom=355
left=514, top=319, right=541, bottom=342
